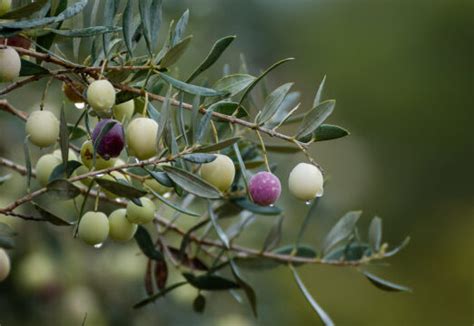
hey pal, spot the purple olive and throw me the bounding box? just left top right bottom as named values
left=248, top=171, right=281, bottom=206
left=91, top=119, right=125, bottom=159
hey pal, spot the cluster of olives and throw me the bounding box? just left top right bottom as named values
left=19, top=71, right=324, bottom=247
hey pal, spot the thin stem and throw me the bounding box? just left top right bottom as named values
left=255, top=130, right=270, bottom=172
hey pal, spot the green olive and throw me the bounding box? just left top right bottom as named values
left=0, top=46, right=20, bottom=82
left=78, top=211, right=109, bottom=245
left=288, top=163, right=324, bottom=201
left=200, top=154, right=235, bottom=192
left=0, top=248, right=11, bottom=282
left=126, top=118, right=158, bottom=160
left=126, top=197, right=155, bottom=224
left=113, top=99, right=135, bottom=122
left=86, top=80, right=116, bottom=115
left=35, top=154, right=61, bottom=186
left=108, top=209, right=137, bottom=242
left=25, top=111, right=60, bottom=148
left=53, top=149, right=78, bottom=162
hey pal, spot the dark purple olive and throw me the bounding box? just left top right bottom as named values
left=91, top=119, right=125, bottom=159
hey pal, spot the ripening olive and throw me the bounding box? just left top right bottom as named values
left=35, top=154, right=61, bottom=186
left=248, top=171, right=281, bottom=206
left=113, top=100, right=135, bottom=122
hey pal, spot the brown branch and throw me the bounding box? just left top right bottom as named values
left=10, top=47, right=297, bottom=144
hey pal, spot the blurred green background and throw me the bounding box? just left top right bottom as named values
left=1, top=0, right=473, bottom=325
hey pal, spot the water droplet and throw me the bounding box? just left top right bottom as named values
left=74, top=102, right=85, bottom=110
left=269, top=204, right=275, bottom=207
left=163, top=192, right=172, bottom=199
left=93, top=243, right=103, bottom=249
left=305, top=200, right=312, bottom=206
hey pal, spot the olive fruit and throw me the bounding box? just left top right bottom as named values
left=108, top=209, right=137, bottom=242
left=200, top=154, right=235, bottom=192
left=126, top=118, right=158, bottom=160
left=248, top=171, right=281, bottom=206
left=288, top=163, right=324, bottom=201
left=80, top=140, right=116, bottom=170
left=0, top=0, right=11, bottom=16
left=126, top=197, right=155, bottom=224
left=0, top=248, right=11, bottom=282
left=0, top=46, right=20, bottom=82
left=53, top=149, right=78, bottom=162
left=99, top=171, right=130, bottom=199
left=86, top=80, right=116, bottom=115
left=0, top=35, right=31, bottom=49
left=113, top=100, right=135, bottom=122
left=75, top=164, right=92, bottom=186
left=91, top=119, right=124, bottom=159
left=25, top=110, right=60, bottom=147
left=36, top=154, right=61, bottom=186
left=62, top=82, right=85, bottom=103
left=78, top=211, right=109, bottom=245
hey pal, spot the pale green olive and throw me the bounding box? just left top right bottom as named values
left=126, top=197, right=155, bottom=224
left=0, top=46, right=20, bottom=82
left=80, top=140, right=116, bottom=170
left=25, top=111, right=60, bottom=148
left=200, top=154, right=235, bottom=192
left=53, top=149, right=78, bottom=162
left=288, top=163, right=324, bottom=201
left=0, top=248, right=11, bottom=282
left=126, top=118, right=158, bottom=160
left=86, top=80, right=116, bottom=114
left=99, top=171, right=130, bottom=199
left=75, top=164, right=92, bottom=186
left=78, top=211, right=109, bottom=245
left=144, top=177, right=173, bottom=195
left=36, top=154, right=61, bottom=186
left=108, top=209, right=137, bottom=242
left=113, top=99, right=135, bottom=122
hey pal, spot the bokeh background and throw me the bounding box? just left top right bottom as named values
left=1, top=0, right=473, bottom=325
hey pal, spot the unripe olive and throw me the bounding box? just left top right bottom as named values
left=53, top=149, right=78, bottom=162
left=126, top=118, right=158, bottom=160
left=62, top=82, right=85, bottom=103
left=99, top=171, right=130, bottom=199
left=36, top=154, right=61, bottom=186
left=91, top=119, right=124, bottom=159
left=86, top=80, right=116, bottom=114
left=0, top=46, right=20, bottom=82
left=248, top=171, right=281, bottom=206
left=25, top=110, right=60, bottom=147
left=80, top=140, right=116, bottom=170
left=126, top=197, right=155, bottom=224
left=108, top=209, right=137, bottom=242
left=75, top=164, right=92, bottom=186
left=0, top=35, right=31, bottom=49
left=78, top=211, right=109, bottom=245
left=288, top=163, right=324, bottom=201
left=200, top=154, right=235, bottom=192
left=0, top=248, right=11, bottom=282
left=0, top=0, right=11, bottom=16
left=144, top=177, right=173, bottom=195
left=113, top=100, right=135, bottom=122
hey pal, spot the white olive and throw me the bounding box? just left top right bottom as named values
left=113, top=99, right=135, bottom=122
left=0, top=248, right=11, bottom=282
